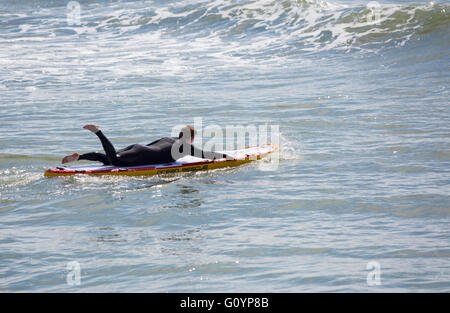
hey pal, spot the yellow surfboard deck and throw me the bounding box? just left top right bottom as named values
left=44, top=144, right=278, bottom=177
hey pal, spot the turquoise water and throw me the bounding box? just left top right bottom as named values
left=0, top=0, right=449, bottom=292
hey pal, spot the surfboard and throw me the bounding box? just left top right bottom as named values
left=44, top=143, right=278, bottom=177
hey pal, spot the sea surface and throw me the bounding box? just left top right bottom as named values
left=0, top=0, right=449, bottom=292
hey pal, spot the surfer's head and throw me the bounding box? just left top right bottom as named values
left=179, top=125, right=197, bottom=143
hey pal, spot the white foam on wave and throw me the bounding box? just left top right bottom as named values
left=0, top=0, right=447, bottom=93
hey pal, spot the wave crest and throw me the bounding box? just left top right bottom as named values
left=2, top=0, right=448, bottom=57
left=89, top=0, right=449, bottom=55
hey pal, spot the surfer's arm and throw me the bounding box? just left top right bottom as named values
left=190, top=145, right=232, bottom=160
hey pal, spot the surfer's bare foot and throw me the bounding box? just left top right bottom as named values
left=83, top=124, right=100, bottom=134
left=62, top=152, right=80, bottom=164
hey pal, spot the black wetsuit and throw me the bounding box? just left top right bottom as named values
left=78, top=130, right=228, bottom=166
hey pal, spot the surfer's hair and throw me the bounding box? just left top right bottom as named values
left=179, top=125, right=197, bottom=140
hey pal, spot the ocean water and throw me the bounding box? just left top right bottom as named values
left=0, top=0, right=449, bottom=292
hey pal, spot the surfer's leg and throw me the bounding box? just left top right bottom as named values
left=61, top=152, right=80, bottom=164
left=78, top=152, right=111, bottom=165
left=83, top=125, right=120, bottom=165
left=93, top=131, right=120, bottom=165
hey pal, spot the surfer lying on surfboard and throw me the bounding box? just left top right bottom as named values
left=61, top=124, right=233, bottom=167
